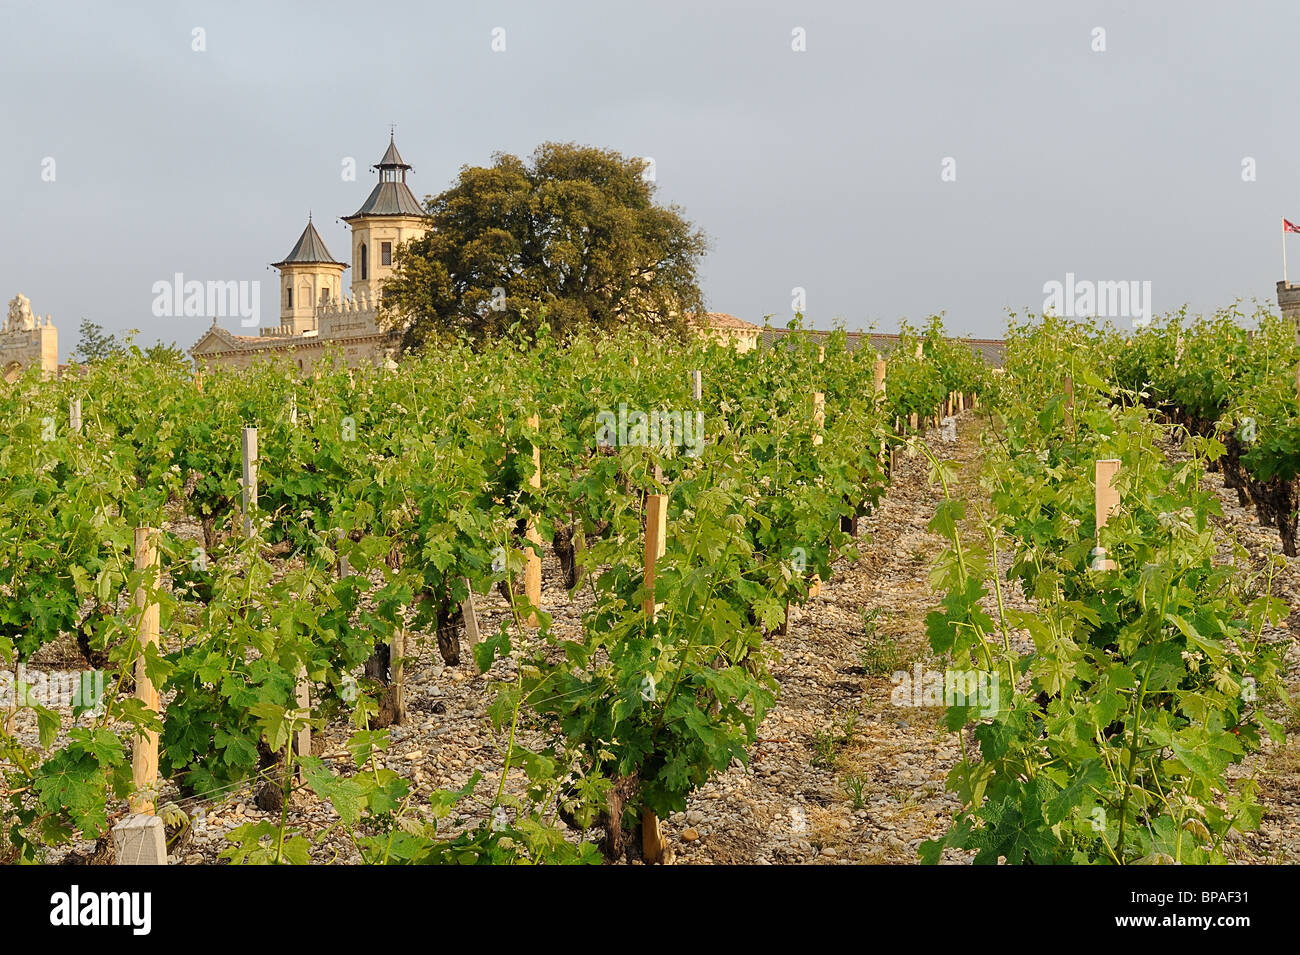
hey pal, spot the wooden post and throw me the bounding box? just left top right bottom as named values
left=524, top=414, right=543, bottom=626
left=130, top=527, right=160, bottom=815
left=809, top=393, right=826, bottom=597
left=909, top=412, right=919, bottom=431
left=817, top=345, right=825, bottom=364
left=289, top=393, right=298, bottom=427
left=1093, top=460, right=1121, bottom=572
left=915, top=340, right=924, bottom=360
left=1064, top=376, right=1075, bottom=431
left=245, top=426, right=312, bottom=759
left=241, top=427, right=258, bottom=537
left=69, top=397, right=81, bottom=435
left=388, top=623, right=406, bottom=725
left=642, top=493, right=669, bottom=863
left=691, top=369, right=702, bottom=402
left=643, top=494, right=667, bottom=619
left=461, top=578, right=481, bottom=647
left=873, top=358, right=886, bottom=399
left=957, top=391, right=965, bottom=413
left=294, top=668, right=313, bottom=760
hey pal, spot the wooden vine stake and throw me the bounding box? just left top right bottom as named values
left=69, top=397, right=81, bottom=435
left=642, top=493, right=669, bottom=863
left=874, top=358, right=889, bottom=476
left=241, top=427, right=258, bottom=538
left=1093, top=459, right=1121, bottom=572
left=808, top=392, right=826, bottom=597
left=388, top=623, right=406, bottom=726
left=130, top=527, right=161, bottom=814
left=691, top=369, right=702, bottom=402
left=245, top=427, right=312, bottom=760
left=460, top=578, right=481, bottom=647
left=112, top=526, right=168, bottom=864
left=524, top=414, right=543, bottom=626
left=1064, top=376, right=1075, bottom=432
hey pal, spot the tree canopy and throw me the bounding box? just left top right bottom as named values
left=380, top=143, right=708, bottom=350
left=73, top=320, right=189, bottom=368
left=72, top=320, right=120, bottom=363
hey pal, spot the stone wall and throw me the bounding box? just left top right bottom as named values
left=190, top=295, right=398, bottom=373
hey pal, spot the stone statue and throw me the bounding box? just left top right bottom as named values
left=5, top=294, right=35, bottom=333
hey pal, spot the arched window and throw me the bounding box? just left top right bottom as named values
left=360, top=243, right=368, bottom=280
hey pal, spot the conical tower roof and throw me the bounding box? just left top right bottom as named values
left=273, top=217, right=344, bottom=267
left=377, top=136, right=411, bottom=170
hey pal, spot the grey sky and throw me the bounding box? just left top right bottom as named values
left=3, top=0, right=1296, bottom=361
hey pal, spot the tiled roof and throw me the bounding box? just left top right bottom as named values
left=762, top=327, right=1005, bottom=367
left=688, top=312, right=763, bottom=331
left=344, top=135, right=427, bottom=219
left=345, top=181, right=427, bottom=218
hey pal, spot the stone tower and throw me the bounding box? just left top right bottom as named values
left=1, top=294, right=58, bottom=381
left=1278, top=281, right=1300, bottom=322
left=342, top=135, right=430, bottom=302
left=273, top=217, right=347, bottom=334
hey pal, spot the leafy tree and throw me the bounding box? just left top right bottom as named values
left=380, top=142, right=708, bottom=350
left=143, top=340, right=190, bottom=368
left=72, top=320, right=121, bottom=363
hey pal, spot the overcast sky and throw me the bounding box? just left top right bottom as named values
left=3, top=0, right=1297, bottom=360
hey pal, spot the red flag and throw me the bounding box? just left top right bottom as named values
left=1285, top=218, right=1300, bottom=233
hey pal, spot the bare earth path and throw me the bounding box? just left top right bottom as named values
left=672, top=412, right=987, bottom=864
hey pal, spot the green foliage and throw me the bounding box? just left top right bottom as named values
left=920, top=316, right=1288, bottom=865
left=0, top=316, right=981, bottom=862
